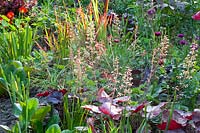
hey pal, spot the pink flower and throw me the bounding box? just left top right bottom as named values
left=192, top=11, right=200, bottom=20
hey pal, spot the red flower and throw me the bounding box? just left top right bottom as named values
left=157, top=120, right=182, bottom=130
left=19, top=6, right=28, bottom=14
left=6, top=11, right=15, bottom=19
left=192, top=11, right=200, bottom=20
left=36, top=91, right=50, bottom=97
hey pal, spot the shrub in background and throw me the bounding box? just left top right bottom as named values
left=0, top=0, right=25, bottom=15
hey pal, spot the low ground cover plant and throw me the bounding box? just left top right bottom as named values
left=0, top=0, right=199, bottom=132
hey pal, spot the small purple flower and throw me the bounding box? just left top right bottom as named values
left=177, top=34, right=184, bottom=38
left=179, top=40, right=187, bottom=45
left=147, top=8, right=156, bottom=16
left=195, top=36, right=200, bottom=40
left=155, top=31, right=161, bottom=36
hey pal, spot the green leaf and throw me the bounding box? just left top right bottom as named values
left=11, top=122, right=21, bottom=133
left=61, top=130, right=73, bottom=133
left=0, top=15, right=10, bottom=21
left=21, top=98, right=39, bottom=121
left=11, top=61, right=23, bottom=69
left=13, top=103, right=22, bottom=118
left=31, top=105, right=51, bottom=122
left=46, top=114, right=60, bottom=129
left=45, top=124, right=61, bottom=133
left=0, top=77, right=7, bottom=96
left=31, top=121, right=43, bottom=133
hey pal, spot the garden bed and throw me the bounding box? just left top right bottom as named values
left=0, top=0, right=199, bottom=132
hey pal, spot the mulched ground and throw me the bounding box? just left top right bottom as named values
left=0, top=88, right=38, bottom=133
left=0, top=97, right=17, bottom=133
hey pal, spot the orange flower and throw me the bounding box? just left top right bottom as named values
left=19, top=6, right=28, bottom=14
left=6, top=11, right=14, bottom=19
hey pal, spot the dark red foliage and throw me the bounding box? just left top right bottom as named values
left=97, top=88, right=111, bottom=103
left=97, top=88, right=109, bottom=97
left=81, top=105, right=101, bottom=114
left=82, top=88, right=131, bottom=120
left=59, top=89, right=67, bottom=95
left=36, top=91, right=50, bottom=97
left=162, top=110, right=188, bottom=127
left=99, top=102, right=123, bottom=120
left=191, top=109, right=200, bottom=131
left=157, top=120, right=182, bottom=130
left=113, top=96, right=130, bottom=103
left=133, top=103, right=146, bottom=113
left=156, top=109, right=193, bottom=131
left=36, top=89, right=67, bottom=97
left=146, top=102, right=167, bottom=118
left=126, top=102, right=147, bottom=113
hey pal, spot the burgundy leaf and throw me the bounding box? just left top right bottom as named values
left=97, top=88, right=111, bottom=103
left=99, top=102, right=123, bottom=120
left=113, top=96, right=130, bottom=103
left=146, top=102, right=167, bottom=118
left=174, top=110, right=192, bottom=120
left=126, top=102, right=148, bottom=113
left=190, top=109, right=200, bottom=131
left=162, top=110, right=188, bottom=127
left=97, top=88, right=110, bottom=98
left=59, top=89, right=67, bottom=95
left=157, top=119, right=182, bottom=130
left=192, top=109, right=200, bottom=122
left=82, top=105, right=101, bottom=114
left=36, top=91, right=50, bottom=97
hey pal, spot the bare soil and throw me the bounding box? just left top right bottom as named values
left=0, top=97, right=17, bottom=133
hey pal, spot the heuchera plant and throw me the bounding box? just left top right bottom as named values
left=82, top=88, right=200, bottom=132
left=36, top=89, right=67, bottom=104
left=147, top=104, right=200, bottom=132
left=82, top=88, right=147, bottom=120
